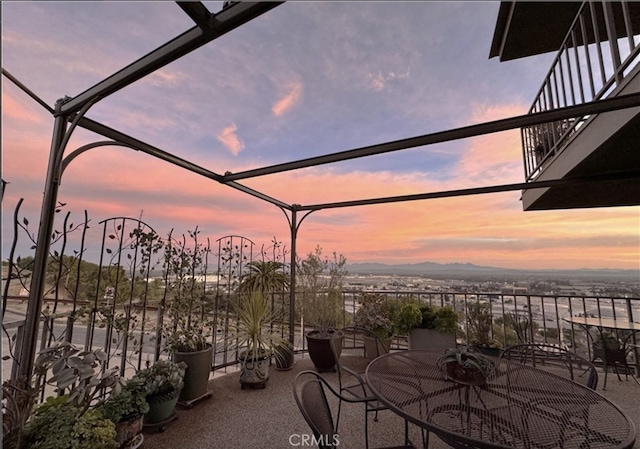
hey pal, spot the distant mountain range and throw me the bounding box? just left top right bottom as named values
left=345, top=261, right=639, bottom=282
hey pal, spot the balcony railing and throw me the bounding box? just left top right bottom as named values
left=522, top=1, right=640, bottom=180
left=4, top=290, right=639, bottom=392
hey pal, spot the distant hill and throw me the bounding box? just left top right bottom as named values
left=345, top=261, right=639, bottom=282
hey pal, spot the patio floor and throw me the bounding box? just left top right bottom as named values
left=143, top=353, right=640, bottom=449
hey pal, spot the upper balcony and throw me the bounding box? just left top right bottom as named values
left=491, top=2, right=640, bottom=210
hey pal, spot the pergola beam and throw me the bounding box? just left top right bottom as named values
left=222, top=92, right=640, bottom=182
left=297, top=170, right=640, bottom=211
left=60, top=2, right=282, bottom=115
left=75, top=116, right=291, bottom=209
left=176, top=2, right=214, bottom=30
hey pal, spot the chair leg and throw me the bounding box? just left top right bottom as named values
left=364, top=407, right=370, bottom=449
left=374, top=409, right=379, bottom=422
left=422, top=428, right=429, bottom=449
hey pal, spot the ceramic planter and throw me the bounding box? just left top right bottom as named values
left=144, top=389, right=179, bottom=424
left=172, top=344, right=213, bottom=402
left=114, top=413, right=143, bottom=448
left=239, top=352, right=270, bottom=389
left=408, top=328, right=456, bottom=350
left=306, top=329, right=343, bottom=372
left=363, top=335, right=391, bottom=360
left=274, top=344, right=295, bottom=371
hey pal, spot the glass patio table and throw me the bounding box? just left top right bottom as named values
left=365, top=349, right=637, bottom=449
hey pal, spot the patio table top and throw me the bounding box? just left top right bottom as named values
left=366, top=349, right=637, bottom=449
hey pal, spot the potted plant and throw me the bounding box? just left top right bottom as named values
left=399, top=303, right=458, bottom=350
left=23, top=396, right=119, bottom=449
left=353, top=292, right=395, bottom=359
left=298, top=247, right=348, bottom=372
left=238, top=260, right=289, bottom=296
left=133, top=359, right=186, bottom=425
left=21, top=342, right=121, bottom=449
left=228, top=290, right=289, bottom=389
left=162, top=228, right=214, bottom=405
left=437, top=345, right=495, bottom=386
left=465, top=302, right=503, bottom=357
left=274, top=340, right=295, bottom=371
left=97, top=377, right=149, bottom=449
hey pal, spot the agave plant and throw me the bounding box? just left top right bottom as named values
left=437, top=345, right=495, bottom=379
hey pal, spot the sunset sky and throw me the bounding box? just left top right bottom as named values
left=2, top=2, right=639, bottom=271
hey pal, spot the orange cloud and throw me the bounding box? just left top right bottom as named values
left=2, top=90, right=638, bottom=271
left=272, top=82, right=302, bottom=117
left=216, top=123, right=244, bottom=156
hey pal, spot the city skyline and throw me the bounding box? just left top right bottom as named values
left=2, top=2, right=639, bottom=270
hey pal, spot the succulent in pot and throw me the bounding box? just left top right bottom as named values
left=437, top=345, right=495, bottom=386
left=97, top=377, right=149, bottom=448
left=134, top=359, right=186, bottom=398
left=133, top=359, right=186, bottom=424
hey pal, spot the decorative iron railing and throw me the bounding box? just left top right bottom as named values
left=522, top=1, right=640, bottom=180
left=4, top=290, right=639, bottom=385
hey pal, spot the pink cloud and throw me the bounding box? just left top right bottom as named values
left=272, top=82, right=302, bottom=117
left=216, top=123, right=244, bottom=156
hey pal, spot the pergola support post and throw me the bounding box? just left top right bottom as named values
left=17, top=100, right=68, bottom=379
left=288, top=208, right=298, bottom=345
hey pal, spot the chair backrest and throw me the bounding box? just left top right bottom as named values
left=501, top=343, right=598, bottom=389
left=330, top=327, right=385, bottom=394
left=293, top=371, right=338, bottom=449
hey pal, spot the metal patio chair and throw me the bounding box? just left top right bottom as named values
left=330, top=326, right=390, bottom=439
left=501, top=343, right=598, bottom=389
left=591, top=331, right=639, bottom=389
left=293, top=370, right=417, bottom=449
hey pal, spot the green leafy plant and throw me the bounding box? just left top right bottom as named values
left=22, top=395, right=117, bottom=449
left=97, top=377, right=149, bottom=424
left=466, top=302, right=502, bottom=348
left=33, top=342, right=119, bottom=413
left=395, top=303, right=423, bottom=335
left=132, top=359, right=186, bottom=397
left=238, top=260, right=289, bottom=296
left=353, top=292, right=395, bottom=339
left=418, top=304, right=459, bottom=333
left=297, top=246, right=348, bottom=337
left=162, top=228, right=214, bottom=353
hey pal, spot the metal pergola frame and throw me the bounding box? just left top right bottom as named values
left=3, top=1, right=640, bottom=379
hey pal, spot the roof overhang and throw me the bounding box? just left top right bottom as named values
left=491, top=2, right=640, bottom=62
left=490, top=2, right=582, bottom=61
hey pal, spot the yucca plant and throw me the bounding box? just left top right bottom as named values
left=229, top=290, right=288, bottom=370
